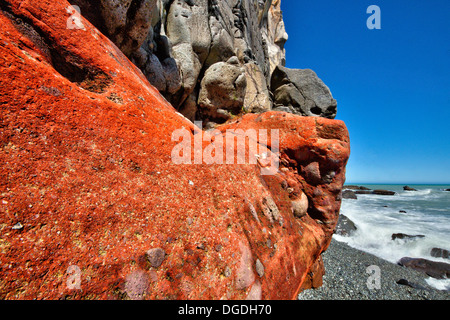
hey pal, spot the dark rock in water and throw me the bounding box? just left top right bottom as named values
left=445, top=189, right=450, bottom=192
left=398, top=257, right=450, bottom=279
left=271, top=66, right=337, bottom=119
left=392, top=233, right=425, bottom=241
left=344, top=185, right=371, bottom=191
left=399, top=210, right=407, bottom=213
left=431, top=248, right=450, bottom=259
left=353, top=189, right=395, bottom=195
left=335, top=215, right=357, bottom=237
left=372, top=189, right=396, bottom=196
left=396, top=279, right=428, bottom=291
left=354, top=190, right=373, bottom=195
left=342, top=190, right=357, bottom=200
left=403, top=186, right=417, bottom=191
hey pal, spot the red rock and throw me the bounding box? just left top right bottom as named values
left=0, top=0, right=350, bottom=300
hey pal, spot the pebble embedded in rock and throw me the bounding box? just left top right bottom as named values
left=12, top=222, right=23, bottom=230
left=291, top=192, right=308, bottom=218
left=224, top=266, right=231, bottom=278
left=255, top=259, right=264, bottom=277
left=146, top=248, right=166, bottom=268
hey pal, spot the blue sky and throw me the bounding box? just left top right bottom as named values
left=281, top=0, right=450, bottom=184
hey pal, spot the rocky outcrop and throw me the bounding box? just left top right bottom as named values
left=335, top=215, right=357, bottom=237
left=67, top=0, right=338, bottom=124
left=342, top=190, right=357, bottom=199
left=398, top=257, right=450, bottom=280
left=0, top=0, right=350, bottom=299
left=430, top=248, right=450, bottom=259
left=372, top=189, right=396, bottom=196
left=391, top=233, right=425, bottom=241
left=68, top=0, right=290, bottom=123
left=403, top=186, right=417, bottom=191
left=344, top=185, right=371, bottom=191
left=271, top=66, right=338, bottom=119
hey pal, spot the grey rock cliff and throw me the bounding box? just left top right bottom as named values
left=271, top=66, right=337, bottom=119
left=69, top=0, right=337, bottom=122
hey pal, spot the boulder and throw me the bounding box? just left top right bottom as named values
left=372, top=189, right=396, bottom=196
left=271, top=66, right=337, bottom=119
left=342, top=190, right=357, bottom=200
left=392, top=233, right=425, bottom=241
left=0, top=0, right=350, bottom=299
left=398, top=257, right=450, bottom=279
left=335, top=215, right=357, bottom=237
left=344, top=185, right=371, bottom=191
left=198, top=60, right=247, bottom=123
left=403, top=186, right=417, bottom=191
left=354, top=190, right=373, bottom=195
left=430, top=248, right=450, bottom=259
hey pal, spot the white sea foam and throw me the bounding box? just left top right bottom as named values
left=425, top=277, right=450, bottom=291
left=336, top=185, right=450, bottom=291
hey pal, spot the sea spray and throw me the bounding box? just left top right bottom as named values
left=336, top=184, right=450, bottom=291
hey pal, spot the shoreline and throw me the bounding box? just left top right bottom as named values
left=298, top=239, right=450, bottom=300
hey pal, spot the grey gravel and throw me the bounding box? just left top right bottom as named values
left=298, top=239, right=450, bottom=300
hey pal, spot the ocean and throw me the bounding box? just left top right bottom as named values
left=335, top=184, right=450, bottom=291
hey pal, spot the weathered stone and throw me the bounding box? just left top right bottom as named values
left=12, top=222, right=24, bottom=230
left=124, top=270, right=150, bottom=300
left=335, top=215, right=357, bottom=237
left=372, top=189, right=396, bottom=195
left=243, top=62, right=272, bottom=113
left=236, top=242, right=256, bottom=290
left=342, top=190, right=358, bottom=200
left=255, top=259, right=265, bottom=278
left=302, top=162, right=322, bottom=185
left=271, top=66, right=337, bottom=119
left=70, top=0, right=289, bottom=121
left=291, top=192, right=309, bottom=218
left=354, top=190, right=373, bottom=195
left=146, top=248, right=166, bottom=268
left=344, top=185, right=371, bottom=191
left=430, top=248, right=450, bottom=259
left=398, top=257, right=450, bottom=279
left=392, top=233, right=425, bottom=241
left=198, top=61, right=247, bottom=122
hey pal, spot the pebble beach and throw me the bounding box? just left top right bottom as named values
left=298, top=239, right=450, bottom=300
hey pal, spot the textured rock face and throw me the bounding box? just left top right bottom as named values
left=0, top=0, right=349, bottom=300
left=197, top=58, right=247, bottom=122
left=69, top=0, right=290, bottom=123
left=271, top=66, right=338, bottom=119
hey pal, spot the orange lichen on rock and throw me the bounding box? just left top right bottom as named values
left=0, top=0, right=350, bottom=300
